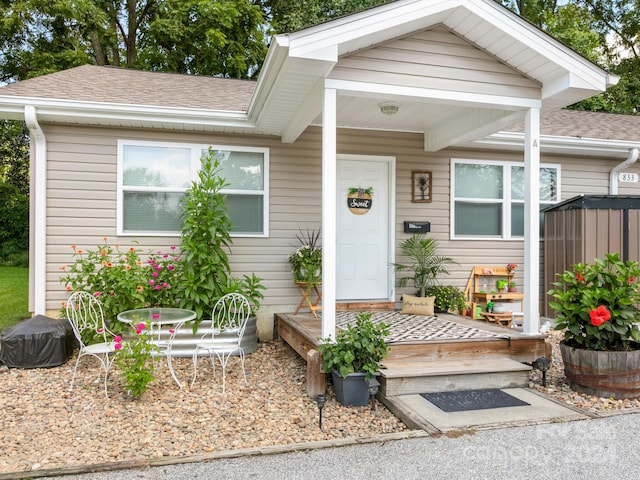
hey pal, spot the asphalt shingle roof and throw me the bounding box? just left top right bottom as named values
left=0, top=64, right=256, bottom=112
left=507, top=109, right=640, bottom=142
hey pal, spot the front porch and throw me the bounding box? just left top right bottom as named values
left=276, top=310, right=549, bottom=399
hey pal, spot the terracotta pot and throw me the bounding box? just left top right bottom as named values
left=560, top=342, right=640, bottom=399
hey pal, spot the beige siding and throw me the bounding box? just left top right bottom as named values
left=329, top=26, right=540, bottom=99
left=43, top=124, right=640, bottom=321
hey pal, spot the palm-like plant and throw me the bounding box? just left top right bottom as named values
left=391, top=235, right=457, bottom=297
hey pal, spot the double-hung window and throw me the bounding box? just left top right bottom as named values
left=118, top=140, right=268, bottom=237
left=451, top=159, right=559, bottom=239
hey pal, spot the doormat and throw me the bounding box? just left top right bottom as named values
left=420, top=389, right=530, bottom=412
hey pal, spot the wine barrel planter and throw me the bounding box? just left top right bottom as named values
left=559, top=342, right=640, bottom=399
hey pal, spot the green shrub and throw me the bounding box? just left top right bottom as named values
left=424, top=285, right=466, bottom=313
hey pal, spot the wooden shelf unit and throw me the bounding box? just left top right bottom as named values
left=464, top=266, right=524, bottom=319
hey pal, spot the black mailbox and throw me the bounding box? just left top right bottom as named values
left=403, top=221, right=430, bottom=233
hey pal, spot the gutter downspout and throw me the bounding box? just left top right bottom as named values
left=610, top=148, right=639, bottom=194
left=24, top=106, right=47, bottom=315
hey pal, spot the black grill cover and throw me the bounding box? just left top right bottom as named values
left=0, top=315, right=76, bottom=368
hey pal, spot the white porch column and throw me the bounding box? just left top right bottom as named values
left=321, top=86, right=337, bottom=340
left=523, top=107, right=541, bottom=335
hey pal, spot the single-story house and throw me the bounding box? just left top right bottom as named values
left=1, top=0, right=639, bottom=341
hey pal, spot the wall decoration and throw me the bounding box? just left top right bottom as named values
left=347, top=187, right=373, bottom=215
left=412, top=171, right=432, bottom=203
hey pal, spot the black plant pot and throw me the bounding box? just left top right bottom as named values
left=331, top=370, right=379, bottom=406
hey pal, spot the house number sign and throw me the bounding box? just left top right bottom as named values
left=347, top=187, right=373, bottom=215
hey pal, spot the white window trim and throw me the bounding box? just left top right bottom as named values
left=450, top=158, right=560, bottom=240
left=117, top=139, right=269, bottom=238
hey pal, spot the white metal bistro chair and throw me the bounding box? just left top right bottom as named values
left=191, top=293, right=251, bottom=393
left=65, top=291, right=116, bottom=398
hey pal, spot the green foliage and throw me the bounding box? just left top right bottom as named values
left=178, top=149, right=233, bottom=325
left=141, top=0, right=267, bottom=78
left=0, top=120, right=29, bottom=265
left=424, top=285, right=466, bottom=313
left=113, top=322, right=158, bottom=399
left=59, top=241, right=181, bottom=329
left=0, top=266, right=30, bottom=331
left=548, top=253, right=640, bottom=351
left=391, top=235, right=457, bottom=298
left=225, top=273, right=266, bottom=315
left=318, top=311, right=390, bottom=380
left=0, top=0, right=267, bottom=82
left=261, top=0, right=388, bottom=33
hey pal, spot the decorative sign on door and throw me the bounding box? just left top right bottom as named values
left=347, top=187, right=373, bottom=215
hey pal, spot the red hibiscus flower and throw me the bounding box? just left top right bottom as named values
left=576, top=273, right=585, bottom=282
left=589, top=305, right=611, bottom=327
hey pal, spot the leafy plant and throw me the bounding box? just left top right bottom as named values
left=548, top=253, right=640, bottom=351
left=318, top=311, right=390, bottom=380
left=390, top=235, right=457, bottom=297
left=288, top=228, right=322, bottom=285
left=178, top=149, right=233, bottom=325
left=113, top=322, right=158, bottom=399
left=225, top=273, right=266, bottom=316
left=59, top=240, right=180, bottom=330
left=424, top=285, right=465, bottom=313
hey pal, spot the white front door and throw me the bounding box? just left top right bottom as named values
left=336, top=155, right=394, bottom=300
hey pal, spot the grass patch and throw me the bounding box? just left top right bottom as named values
left=0, top=266, right=30, bottom=331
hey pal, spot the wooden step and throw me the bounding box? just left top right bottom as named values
left=379, top=357, right=532, bottom=397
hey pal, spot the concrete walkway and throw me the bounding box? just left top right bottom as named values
left=39, top=411, right=640, bottom=480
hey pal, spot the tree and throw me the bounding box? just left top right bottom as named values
left=0, top=0, right=267, bottom=82
left=500, top=0, right=640, bottom=114
left=0, top=120, right=29, bottom=265
left=259, top=0, right=388, bottom=33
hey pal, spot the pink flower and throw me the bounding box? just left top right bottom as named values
left=154, top=264, right=161, bottom=270
left=94, top=291, right=102, bottom=297
left=163, top=254, right=169, bottom=259
left=170, top=246, right=176, bottom=250
left=155, top=285, right=162, bottom=291
left=162, top=282, right=168, bottom=288
left=168, top=329, right=175, bottom=334
left=167, top=264, right=175, bottom=271
left=152, top=271, right=159, bottom=277
left=149, top=279, right=155, bottom=285
left=113, top=336, right=122, bottom=343
left=114, top=343, right=122, bottom=350
left=97, top=328, right=104, bottom=333
left=152, top=313, right=160, bottom=320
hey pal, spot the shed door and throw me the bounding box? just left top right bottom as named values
left=336, top=156, right=393, bottom=300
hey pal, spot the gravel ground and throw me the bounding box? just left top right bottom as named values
left=2, top=329, right=640, bottom=477
left=0, top=340, right=407, bottom=476
left=529, top=329, right=640, bottom=413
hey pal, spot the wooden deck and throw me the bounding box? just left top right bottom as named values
left=275, top=311, right=549, bottom=397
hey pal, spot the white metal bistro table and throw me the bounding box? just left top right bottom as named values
left=117, top=307, right=196, bottom=389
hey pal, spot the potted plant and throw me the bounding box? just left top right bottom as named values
left=318, top=312, right=390, bottom=406
left=424, top=285, right=466, bottom=313
left=548, top=253, right=640, bottom=399
left=288, top=228, right=322, bottom=287
left=508, top=281, right=517, bottom=292
left=390, top=235, right=457, bottom=297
